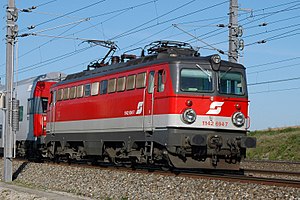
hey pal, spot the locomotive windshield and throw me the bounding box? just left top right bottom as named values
left=219, top=71, right=244, bottom=95
left=180, top=69, right=213, bottom=92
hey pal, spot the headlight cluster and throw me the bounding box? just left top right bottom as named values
left=232, top=112, right=245, bottom=127
left=182, top=108, right=197, bottom=124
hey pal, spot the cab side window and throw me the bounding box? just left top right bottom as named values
left=148, top=71, right=155, bottom=94
left=157, top=70, right=165, bottom=92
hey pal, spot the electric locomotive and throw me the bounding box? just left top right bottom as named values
left=45, top=41, right=256, bottom=170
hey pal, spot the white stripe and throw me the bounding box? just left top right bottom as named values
left=47, top=114, right=247, bottom=134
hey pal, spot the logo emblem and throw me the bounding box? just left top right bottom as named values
left=136, top=102, right=144, bottom=114
left=206, top=102, right=224, bottom=115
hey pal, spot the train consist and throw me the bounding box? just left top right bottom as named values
left=43, top=41, right=255, bottom=170
left=1, top=41, right=256, bottom=170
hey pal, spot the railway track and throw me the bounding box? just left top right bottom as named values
left=12, top=158, right=300, bottom=188
left=244, top=159, right=300, bottom=165
left=244, top=168, right=300, bottom=177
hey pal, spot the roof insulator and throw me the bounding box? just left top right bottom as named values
left=27, top=25, right=35, bottom=30
left=217, top=24, right=226, bottom=28
left=259, top=22, right=268, bottom=27
left=258, top=40, right=267, bottom=44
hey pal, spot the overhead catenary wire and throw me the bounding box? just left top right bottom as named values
left=110, top=0, right=229, bottom=40
left=0, top=45, right=95, bottom=78
left=250, top=86, right=300, bottom=94
left=187, top=2, right=300, bottom=45
left=247, top=62, right=300, bottom=75
left=173, top=24, right=226, bottom=55
left=247, top=56, right=300, bottom=69
left=245, top=26, right=300, bottom=47
left=248, top=76, right=300, bottom=86
left=19, top=0, right=107, bottom=33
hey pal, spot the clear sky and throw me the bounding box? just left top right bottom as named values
left=1, top=0, right=300, bottom=130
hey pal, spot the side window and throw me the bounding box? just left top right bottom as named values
left=117, top=77, right=126, bottom=92
left=148, top=71, right=155, bottom=93
left=126, top=75, right=136, bottom=90
left=84, top=84, right=91, bottom=97
left=70, top=86, right=76, bottom=99
left=91, top=82, right=99, bottom=96
left=108, top=78, right=116, bottom=93
left=157, top=70, right=165, bottom=92
left=77, top=85, right=84, bottom=98
left=63, top=88, right=70, bottom=100
left=136, top=72, right=146, bottom=88
left=100, top=80, right=108, bottom=94
left=19, top=106, right=23, bottom=121
left=57, top=89, right=63, bottom=101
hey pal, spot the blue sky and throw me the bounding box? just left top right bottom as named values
left=1, top=0, right=300, bottom=130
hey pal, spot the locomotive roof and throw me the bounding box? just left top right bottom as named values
left=58, top=50, right=245, bottom=86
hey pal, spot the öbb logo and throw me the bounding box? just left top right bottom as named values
left=206, top=102, right=224, bottom=115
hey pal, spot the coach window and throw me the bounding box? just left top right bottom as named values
left=157, top=70, right=166, bottom=92
left=100, top=80, right=108, bottom=94
left=63, top=88, right=70, bottom=100
left=77, top=85, right=84, bottom=98
left=136, top=72, right=146, bottom=88
left=57, top=89, right=63, bottom=101
left=84, top=84, right=91, bottom=97
left=19, top=106, right=23, bottom=121
left=108, top=78, right=116, bottom=93
left=91, top=82, right=99, bottom=96
left=148, top=71, right=155, bottom=93
left=69, top=86, right=76, bottom=99
left=126, top=75, right=136, bottom=90
left=117, top=77, right=126, bottom=92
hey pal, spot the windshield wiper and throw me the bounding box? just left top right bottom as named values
left=196, top=64, right=212, bottom=82
left=219, top=67, right=232, bottom=79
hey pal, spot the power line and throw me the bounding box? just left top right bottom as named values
left=110, top=0, right=197, bottom=40
left=19, top=0, right=106, bottom=33
left=248, top=76, right=300, bottom=86
left=245, top=26, right=300, bottom=47
left=243, top=23, right=300, bottom=39
left=0, top=21, right=85, bottom=68
left=88, top=0, right=158, bottom=19
left=173, top=24, right=226, bottom=55
left=0, top=46, right=94, bottom=78
left=247, top=62, right=300, bottom=75
left=110, top=1, right=229, bottom=40
left=186, top=1, right=300, bottom=45
left=247, top=56, right=300, bottom=69
left=250, top=86, right=300, bottom=94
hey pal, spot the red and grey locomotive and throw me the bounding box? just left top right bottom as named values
left=45, top=41, right=256, bottom=170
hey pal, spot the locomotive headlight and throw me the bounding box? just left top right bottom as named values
left=232, top=112, right=245, bottom=127
left=211, top=54, right=221, bottom=64
left=182, top=108, right=197, bottom=124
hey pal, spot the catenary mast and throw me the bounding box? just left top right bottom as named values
left=4, top=0, right=17, bottom=182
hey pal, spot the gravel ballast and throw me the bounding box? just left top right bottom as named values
left=0, top=160, right=299, bottom=199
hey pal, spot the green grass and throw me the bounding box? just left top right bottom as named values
left=246, top=127, right=300, bottom=161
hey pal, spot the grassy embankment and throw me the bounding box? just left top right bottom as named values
left=246, top=127, right=300, bottom=161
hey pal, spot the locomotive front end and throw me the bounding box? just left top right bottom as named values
left=164, top=54, right=256, bottom=170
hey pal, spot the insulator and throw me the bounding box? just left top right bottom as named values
left=11, top=99, right=19, bottom=132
